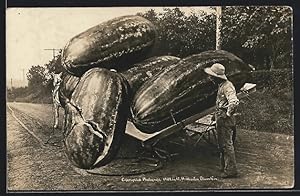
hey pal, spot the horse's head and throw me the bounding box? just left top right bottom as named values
left=52, top=72, right=63, bottom=86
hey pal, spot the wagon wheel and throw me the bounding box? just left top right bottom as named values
left=201, top=127, right=218, bottom=148
left=202, top=126, right=237, bottom=147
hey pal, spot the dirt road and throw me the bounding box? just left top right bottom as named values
left=7, top=102, right=294, bottom=191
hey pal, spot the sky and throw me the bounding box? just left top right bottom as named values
left=6, top=7, right=215, bottom=81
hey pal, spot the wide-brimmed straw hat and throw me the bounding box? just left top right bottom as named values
left=204, top=63, right=227, bottom=80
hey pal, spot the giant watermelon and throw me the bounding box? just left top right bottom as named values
left=63, top=68, right=130, bottom=169
left=61, top=15, right=157, bottom=76
left=121, top=55, right=180, bottom=94
left=131, top=50, right=254, bottom=133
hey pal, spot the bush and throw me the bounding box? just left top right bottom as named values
left=249, top=68, right=293, bottom=91
left=238, top=69, right=293, bottom=135
left=13, top=87, right=52, bottom=104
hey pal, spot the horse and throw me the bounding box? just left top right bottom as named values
left=51, top=72, right=63, bottom=129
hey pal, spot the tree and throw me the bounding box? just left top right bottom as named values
left=26, top=65, right=47, bottom=89
left=45, top=51, right=64, bottom=74
left=138, top=6, right=292, bottom=70
left=138, top=8, right=216, bottom=58
left=221, top=6, right=292, bottom=70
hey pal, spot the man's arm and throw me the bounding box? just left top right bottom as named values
left=224, top=83, right=239, bottom=117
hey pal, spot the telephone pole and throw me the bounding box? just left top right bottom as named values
left=22, top=68, right=25, bottom=82
left=216, top=6, right=222, bottom=50
left=44, top=48, right=62, bottom=59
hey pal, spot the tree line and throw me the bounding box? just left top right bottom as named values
left=138, top=6, right=292, bottom=70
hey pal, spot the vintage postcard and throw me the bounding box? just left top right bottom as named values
left=6, top=6, right=294, bottom=192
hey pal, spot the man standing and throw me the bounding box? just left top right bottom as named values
left=204, top=63, right=239, bottom=178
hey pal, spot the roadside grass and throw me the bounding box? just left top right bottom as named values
left=237, top=69, right=293, bottom=135
left=15, top=88, right=52, bottom=104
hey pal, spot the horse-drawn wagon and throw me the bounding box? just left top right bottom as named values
left=125, top=83, right=257, bottom=159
